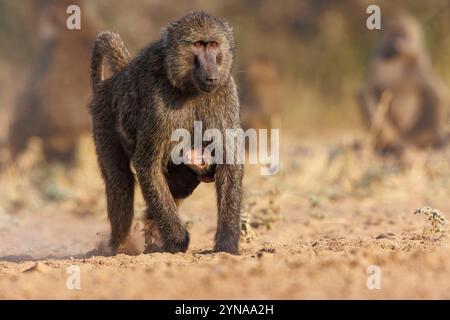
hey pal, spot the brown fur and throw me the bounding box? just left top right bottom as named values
left=358, top=14, right=449, bottom=154
left=89, top=12, right=243, bottom=254
left=92, top=32, right=216, bottom=195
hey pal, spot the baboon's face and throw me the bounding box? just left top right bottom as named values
left=164, top=12, right=235, bottom=94
left=380, top=19, right=422, bottom=60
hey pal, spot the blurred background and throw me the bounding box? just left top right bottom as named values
left=1, top=0, right=450, bottom=299
left=1, top=0, right=450, bottom=145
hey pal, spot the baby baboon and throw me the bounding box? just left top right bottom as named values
left=358, top=14, right=449, bottom=154
left=184, top=148, right=216, bottom=180
left=8, top=0, right=95, bottom=164
left=90, top=12, right=243, bottom=254
left=166, top=151, right=216, bottom=201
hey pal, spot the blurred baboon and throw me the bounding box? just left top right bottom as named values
left=240, top=58, right=283, bottom=130
left=8, top=0, right=95, bottom=164
left=358, top=14, right=449, bottom=154
left=90, top=12, right=243, bottom=255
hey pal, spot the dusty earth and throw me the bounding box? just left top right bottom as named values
left=0, top=135, right=450, bottom=299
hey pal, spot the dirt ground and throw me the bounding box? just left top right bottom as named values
left=0, top=134, right=450, bottom=299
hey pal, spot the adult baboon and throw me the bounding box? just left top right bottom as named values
left=90, top=12, right=243, bottom=254
left=358, top=14, right=449, bottom=154
left=92, top=31, right=216, bottom=201
left=8, top=0, right=95, bottom=164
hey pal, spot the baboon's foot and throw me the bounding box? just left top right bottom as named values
left=214, top=232, right=239, bottom=255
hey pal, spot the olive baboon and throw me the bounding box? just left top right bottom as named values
left=90, top=12, right=243, bottom=254
left=358, top=14, right=449, bottom=154
left=8, top=0, right=95, bottom=164
left=92, top=32, right=216, bottom=199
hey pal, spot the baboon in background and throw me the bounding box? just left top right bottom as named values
left=8, top=0, right=95, bottom=164
left=90, top=12, right=243, bottom=254
left=240, top=58, right=283, bottom=130
left=358, top=14, right=449, bottom=155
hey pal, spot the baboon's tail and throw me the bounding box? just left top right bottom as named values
left=91, top=31, right=130, bottom=92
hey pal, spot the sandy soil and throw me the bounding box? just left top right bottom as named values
left=0, top=136, right=450, bottom=299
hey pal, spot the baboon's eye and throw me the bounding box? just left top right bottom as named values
left=194, top=41, right=203, bottom=47
left=210, top=41, right=219, bottom=48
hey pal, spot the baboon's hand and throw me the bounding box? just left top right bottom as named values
left=161, top=225, right=190, bottom=253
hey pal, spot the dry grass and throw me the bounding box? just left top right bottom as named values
left=0, top=133, right=450, bottom=298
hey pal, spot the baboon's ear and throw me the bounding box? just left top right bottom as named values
left=160, top=26, right=169, bottom=41
left=224, top=22, right=233, bottom=31
left=160, top=20, right=180, bottom=47
left=223, top=21, right=233, bottom=35
left=223, top=22, right=236, bottom=53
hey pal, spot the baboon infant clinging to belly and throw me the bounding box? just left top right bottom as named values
left=89, top=12, right=243, bottom=254
left=358, top=14, right=449, bottom=154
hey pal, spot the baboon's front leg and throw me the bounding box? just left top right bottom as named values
left=143, top=199, right=184, bottom=253
left=134, top=152, right=190, bottom=253
left=214, top=164, right=243, bottom=254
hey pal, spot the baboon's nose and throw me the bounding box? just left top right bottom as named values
left=206, top=76, right=218, bottom=85
left=206, top=69, right=218, bottom=85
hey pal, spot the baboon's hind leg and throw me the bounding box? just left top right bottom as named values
left=95, top=131, right=135, bottom=253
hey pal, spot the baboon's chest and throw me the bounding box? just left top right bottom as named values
left=164, top=101, right=222, bottom=132
left=388, top=88, right=422, bottom=131
left=159, top=102, right=222, bottom=161
left=374, top=60, right=423, bottom=131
